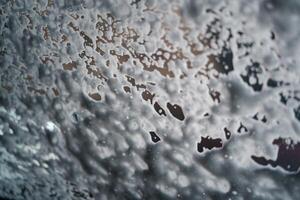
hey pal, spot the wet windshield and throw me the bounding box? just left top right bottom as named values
left=1, top=0, right=300, bottom=199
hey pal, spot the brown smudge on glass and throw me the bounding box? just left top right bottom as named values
left=110, top=50, right=130, bottom=65
left=154, top=102, right=167, bottom=117
left=122, top=45, right=176, bottom=78
left=161, top=34, right=174, bottom=50
left=95, top=36, right=106, bottom=56
left=42, top=26, right=49, bottom=40
left=189, top=43, right=203, bottom=56
left=62, top=61, right=77, bottom=71
left=180, top=73, right=187, bottom=79
left=150, top=48, right=186, bottom=76
left=126, top=75, right=136, bottom=86
left=24, top=75, right=33, bottom=81
left=40, top=56, right=54, bottom=65
left=68, top=22, right=79, bottom=32
left=125, top=75, right=146, bottom=91
left=80, top=31, right=94, bottom=48
left=88, top=92, right=102, bottom=101
left=52, top=87, right=59, bottom=96
left=149, top=131, right=161, bottom=143
left=24, top=14, right=33, bottom=29
left=118, top=54, right=130, bottom=64
left=166, top=102, right=185, bottom=121
left=95, top=13, right=131, bottom=44
left=47, top=0, right=54, bottom=7
left=141, top=90, right=155, bottom=104
left=123, top=86, right=131, bottom=93
left=86, top=66, right=108, bottom=82
left=209, top=88, right=221, bottom=103
left=79, top=51, right=96, bottom=66
left=106, top=60, right=110, bottom=67
left=197, top=136, right=223, bottom=153
left=69, top=13, right=80, bottom=20
left=27, top=86, right=46, bottom=95
left=61, top=35, right=68, bottom=43
left=205, top=47, right=234, bottom=76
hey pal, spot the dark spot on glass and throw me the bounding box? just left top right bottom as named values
left=80, top=31, right=94, bottom=48
left=130, top=0, right=141, bottom=8
left=253, top=113, right=259, bottom=120
left=62, top=61, right=77, bottom=71
left=261, top=116, right=267, bottom=123
left=166, top=102, right=185, bottom=121
left=267, top=79, right=279, bottom=88
left=279, top=92, right=288, bottom=105
left=240, top=61, right=263, bottom=92
left=149, top=131, right=161, bottom=143
left=86, top=68, right=106, bottom=83
left=237, top=41, right=254, bottom=49
left=52, top=87, right=59, bottom=96
left=88, top=92, right=101, bottom=101
left=197, top=136, right=223, bottom=153
left=147, top=82, right=155, bottom=86
left=209, top=88, right=221, bottom=103
left=227, top=28, right=233, bottom=41
left=141, top=90, right=155, bottom=104
left=271, top=31, right=275, bottom=40
left=253, top=113, right=267, bottom=123
left=206, top=8, right=217, bottom=14
left=267, top=78, right=289, bottom=88
left=206, top=47, right=234, bottom=75
left=125, top=75, right=146, bottom=91
left=224, top=127, right=231, bottom=140
left=153, top=102, right=167, bottom=117
left=237, top=122, right=248, bottom=133
left=203, top=112, right=210, bottom=117
left=123, top=86, right=131, bottom=93
left=294, top=106, right=300, bottom=122
left=27, top=86, right=46, bottom=95
left=70, top=183, right=93, bottom=199
left=252, top=137, right=300, bottom=172
left=187, top=0, right=199, bottom=17
left=72, top=113, right=79, bottom=123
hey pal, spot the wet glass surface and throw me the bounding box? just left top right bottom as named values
left=1, top=0, right=300, bottom=199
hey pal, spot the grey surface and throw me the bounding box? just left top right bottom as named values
left=1, top=0, right=300, bottom=199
